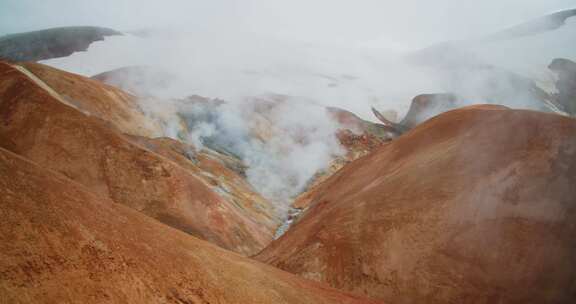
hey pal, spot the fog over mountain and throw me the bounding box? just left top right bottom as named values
left=2, top=0, right=574, bottom=211
left=1, top=0, right=573, bottom=46
left=1, top=1, right=576, bottom=303
left=1, top=1, right=572, bottom=115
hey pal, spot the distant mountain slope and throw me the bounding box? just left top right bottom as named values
left=412, top=8, right=576, bottom=69
left=405, top=9, right=576, bottom=116
left=482, top=9, right=576, bottom=42
left=34, top=9, right=575, bottom=122
left=0, top=26, right=121, bottom=62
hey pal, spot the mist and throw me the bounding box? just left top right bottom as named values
left=2, top=0, right=574, bottom=216
left=5, top=0, right=570, bottom=116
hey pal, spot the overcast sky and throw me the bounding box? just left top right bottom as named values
left=1, top=0, right=574, bottom=49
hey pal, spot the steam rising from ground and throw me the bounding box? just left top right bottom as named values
left=4, top=0, right=575, bottom=214
left=39, top=12, right=576, bottom=118
left=210, top=101, right=344, bottom=206
left=42, top=32, right=442, bottom=118
left=38, top=31, right=441, bottom=212
left=138, top=95, right=344, bottom=213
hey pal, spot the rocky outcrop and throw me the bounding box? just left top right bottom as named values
left=0, top=61, right=280, bottom=255
left=0, top=26, right=121, bottom=62
left=0, top=147, right=380, bottom=304
left=549, top=58, right=576, bottom=115
left=372, top=93, right=459, bottom=135
left=398, top=93, right=459, bottom=129
left=257, top=105, right=576, bottom=303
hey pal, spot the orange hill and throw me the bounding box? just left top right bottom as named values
left=257, top=105, right=576, bottom=303
left=0, top=61, right=280, bottom=255
left=0, top=147, right=381, bottom=304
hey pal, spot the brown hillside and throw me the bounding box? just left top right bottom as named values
left=257, top=105, right=576, bottom=303
left=19, top=62, right=162, bottom=137
left=0, top=147, right=381, bottom=304
left=0, top=61, right=279, bottom=255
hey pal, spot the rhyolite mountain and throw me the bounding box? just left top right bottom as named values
left=257, top=105, right=576, bottom=303
left=1, top=9, right=575, bottom=303
left=0, top=60, right=390, bottom=303
left=0, top=146, right=381, bottom=304
left=0, top=61, right=389, bottom=255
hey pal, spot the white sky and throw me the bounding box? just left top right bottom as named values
left=1, top=0, right=574, bottom=48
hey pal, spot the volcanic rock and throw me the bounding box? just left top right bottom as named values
left=549, top=58, right=576, bottom=115
left=371, top=93, right=459, bottom=135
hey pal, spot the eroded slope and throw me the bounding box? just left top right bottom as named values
left=257, top=106, right=576, bottom=303
left=0, top=147, right=380, bottom=304
left=0, top=61, right=279, bottom=255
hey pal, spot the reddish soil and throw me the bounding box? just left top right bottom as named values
left=0, top=61, right=279, bottom=255
left=0, top=147, right=381, bottom=304
left=257, top=105, right=576, bottom=303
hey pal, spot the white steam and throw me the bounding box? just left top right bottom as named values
left=136, top=95, right=344, bottom=214
left=5, top=0, right=575, bottom=214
